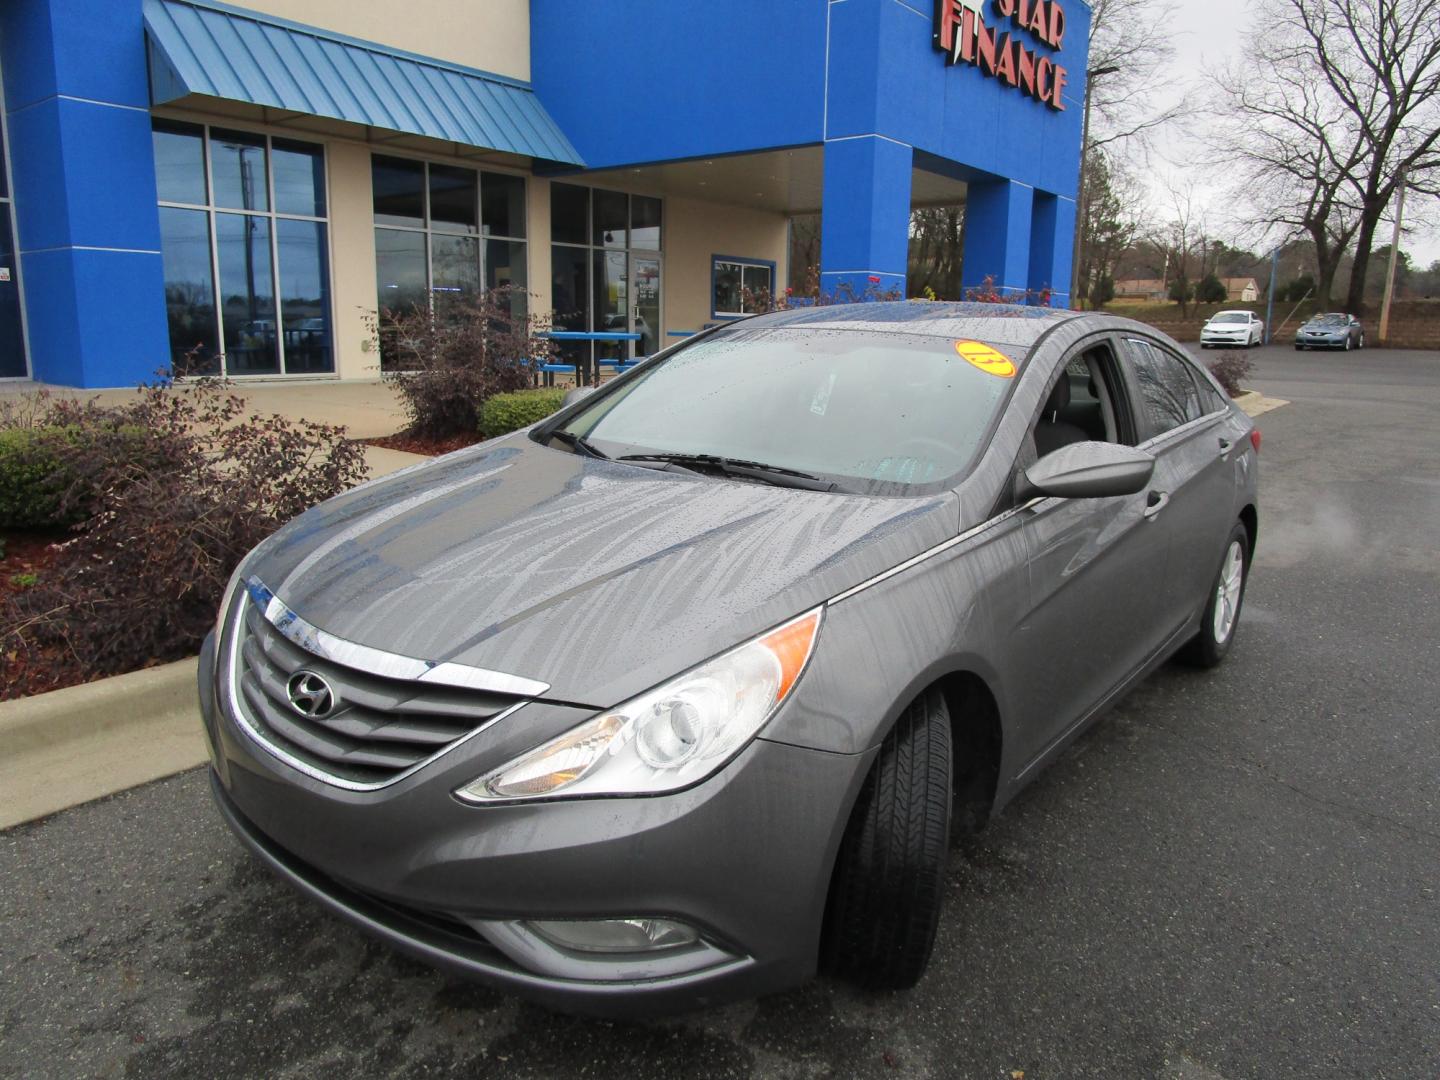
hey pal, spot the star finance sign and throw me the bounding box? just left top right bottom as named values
left=933, top=0, right=1070, bottom=111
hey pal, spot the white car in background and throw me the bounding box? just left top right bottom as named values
left=1201, top=310, right=1264, bottom=348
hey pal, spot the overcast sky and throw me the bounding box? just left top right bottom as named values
left=1133, top=0, right=1440, bottom=268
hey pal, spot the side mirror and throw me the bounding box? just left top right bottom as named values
left=1021, top=441, right=1155, bottom=500
left=562, top=386, right=597, bottom=409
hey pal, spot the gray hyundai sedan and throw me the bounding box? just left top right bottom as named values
left=198, top=301, right=1259, bottom=1015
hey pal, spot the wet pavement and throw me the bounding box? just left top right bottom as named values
left=2, top=345, right=1438, bottom=1079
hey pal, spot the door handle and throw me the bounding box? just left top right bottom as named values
left=1218, top=437, right=1234, bottom=458
left=1143, top=490, right=1170, bottom=519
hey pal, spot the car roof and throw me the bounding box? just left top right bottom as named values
left=736, top=300, right=1082, bottom=350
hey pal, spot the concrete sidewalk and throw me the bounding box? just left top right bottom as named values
left=0, top=377, right=410, bottom=440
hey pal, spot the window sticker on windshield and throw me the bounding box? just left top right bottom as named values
left=810, top=371, right=838, bottom=416
left=954, top=340, right=1016, bottom=378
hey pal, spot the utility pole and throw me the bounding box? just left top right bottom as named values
left=1068, top=65, right=1119, bottom=309
left=1378, top=171, right=1408, bottom=345
left=1265, top=246, right=1278, bottom=344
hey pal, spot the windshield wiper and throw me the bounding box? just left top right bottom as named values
left=618, top=452, right=840, bottom=492
left=547, top=429, right=607, bottom=459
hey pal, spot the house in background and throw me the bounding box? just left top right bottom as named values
left=1223, top=278, right=1260, bottom=302
left=1112, top=278, right=1168, bottom=302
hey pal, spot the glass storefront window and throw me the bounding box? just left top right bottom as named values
left=216, top=212, right=277, bottom=375
left=272, top=139, right=326, bottom=218
left=277, top=218, right=332, bottom=374
left=372, top=155, right=425, bottom=228
left=1, top=90, right=27, bottom=378
left=152, top=120, right=332, bottom=376
left=482, top=173, right=526, bottom=239
left=551, top=185, right=664, bottom=379
left=375, top=229, right=428, bottom=317
left=371, top=156, right=529, bottom=367
left=713, top=257, right=773, bottom=317
left=152, top=121, right=207, bottom=206
left=211, top=129, right=269, bottom=213
left=158, top=206, right=219, bottom=374
left=429, top=164, right=477, bottom=234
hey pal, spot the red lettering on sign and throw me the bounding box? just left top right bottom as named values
left=975, top=20, right=998, bottom=74
left=960, top=7, right=976, bottom=61
left=1016, top=46, right=1036, bottom=96
left=937, top=0, right=962, bottom=54
left=1050, top=4, right=1065, bottom=49
left=1025, top=0, right=1045, bottom=41
left=1050, top=63, right=1068, bottom=108
left=1035, top=55, right=1054, bottom=99
left=993, top=0, right=1018, bottom=17
left=994, top=33, right=1018, bottom=85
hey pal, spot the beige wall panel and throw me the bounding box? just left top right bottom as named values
left=240, top=0, right=531, bottom=80
left=326, top=141, right=379, bottom=379
left=661, top=198, right=789, bottom=338
left=527, top=175, right=552, bottom=323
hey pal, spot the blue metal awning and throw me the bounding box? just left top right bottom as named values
left=143, top=0, right=583, bottom=166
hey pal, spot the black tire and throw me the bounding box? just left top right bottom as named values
left=821, top=690, right=952, bottom=990
left=1180, top=521, right=1250, bottom=668
left=1344, top=335, right=1352, bottom=351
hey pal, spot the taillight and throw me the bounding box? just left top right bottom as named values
left=1249, top=429, right=1262, bottom=453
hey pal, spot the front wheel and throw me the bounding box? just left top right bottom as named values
left=1344, top=335, right=1352, bottom=351
left=1180, top=521, right=1250, bottom=668
left=822, top=690, right=952, bottom=990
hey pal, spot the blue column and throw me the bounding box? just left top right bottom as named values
left=1027, top=191, right=1075, bottom=308
left=1, top=0, right=168, bottom=387
left=819, top=136, right=912, bottom=299
left=962, top=179, right=1034, bottom=300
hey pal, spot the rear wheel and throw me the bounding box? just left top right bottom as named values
left=1180, top=521, right=1250, bottom=668
left=822, top=690, right=952, bottom=990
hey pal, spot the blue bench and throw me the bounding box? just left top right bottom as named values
left=540, top=330, right=645, bottom=386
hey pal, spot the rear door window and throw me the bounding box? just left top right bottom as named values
left=1123, top=339, right=1203, bottom=438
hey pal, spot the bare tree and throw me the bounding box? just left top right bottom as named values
left=908, top=206, right=965, bottom=299
left=1085, top=0, right=1185, bottom=148
left=1153, top=181, right=1209, bottom=317
left=1218, top=0, right=1440, bottom=313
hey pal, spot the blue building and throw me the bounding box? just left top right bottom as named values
left=0, top=0, right=1089, bottom=387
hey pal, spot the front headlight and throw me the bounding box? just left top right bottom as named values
left=454, top=609, right=823, bottom=803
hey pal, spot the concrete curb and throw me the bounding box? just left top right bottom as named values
left=1234, top=389, right=1290, bottom=418
left=0, top=658, right=206, bottom=830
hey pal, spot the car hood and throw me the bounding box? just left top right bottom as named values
left=247, top=437, right=958, bottom=707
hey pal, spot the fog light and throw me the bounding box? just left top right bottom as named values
left=527, top=917, right=700, bottom=954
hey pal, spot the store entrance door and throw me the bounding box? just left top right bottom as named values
left=594, top=251, right=660, bottom=367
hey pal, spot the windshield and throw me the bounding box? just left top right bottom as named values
left=551, top=327, right=1021, bottom=493
left=1212, top=313, right=1248, bottom=324
left=1311, top=314, right=1347, bottom=326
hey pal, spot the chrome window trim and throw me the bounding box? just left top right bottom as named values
left=224, top=584, right=537, bottom=792
left=827, top=502, right=1038, bottom=606
left=247, top=578, right=549, bottom=698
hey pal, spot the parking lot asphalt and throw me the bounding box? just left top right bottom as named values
left=3, top=345, right=1438, bottom=1080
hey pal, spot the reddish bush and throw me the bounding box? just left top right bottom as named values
left=1207, top=351, right=1254, bottom=397
left=376, top=287, right=558, bottom=439
left=1, top=378, right=368, bottom=684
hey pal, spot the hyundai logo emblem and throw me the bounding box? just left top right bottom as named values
left=286, top=671, right=336, bottom=718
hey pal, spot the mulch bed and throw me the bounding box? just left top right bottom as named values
left=365, top=430, right=482, bottom=457
left=0, top=528, right=101, bottom=701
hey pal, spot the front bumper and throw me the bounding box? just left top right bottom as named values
left=1295, top=334, right=1345, bottom=348
left=1201, top=331, right=1251, bottom=345
left=198, top=633, right=873, bottom=1016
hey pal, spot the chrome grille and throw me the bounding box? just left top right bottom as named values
left=228, top=591, right=530, bottom=786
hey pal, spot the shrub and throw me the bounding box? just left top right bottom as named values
left=0, top=425, right=164, bottom=528
left=479, top=388, right=568, bottom=439
left=1197, top=273, right=1228, bottom=304
left=0, top=429, right=70, bottom=528
left=375, top=286, right=559, bottom=440
left=1, top=377, right=369, bottom=681
left=1208, top=351, right=1253, bottom=397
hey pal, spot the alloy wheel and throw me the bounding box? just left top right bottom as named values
left=1213, top=540, right=1245, bottom=644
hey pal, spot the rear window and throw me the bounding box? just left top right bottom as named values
left=1124, top=339, right=1204, bottom=436
left=553, top=328, right=1023, bottom=493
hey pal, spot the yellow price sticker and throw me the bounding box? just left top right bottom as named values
left=955, top=340, right=1017, bottom=378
